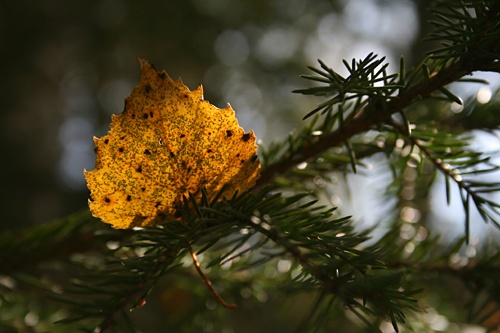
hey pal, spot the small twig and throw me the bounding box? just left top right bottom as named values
left=189, top=245, right=237, bottom=309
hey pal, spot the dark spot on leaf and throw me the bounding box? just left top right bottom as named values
left=236, top=153, right=240, bottom=158
left=132, top=216, right=147, bottom=225
left=180, top=134, right=185, bottom=138
left=226, top=130, right=232, bottom=137
left=144, top=149, right=151, bottom=155
left=136, top=165, right=142, bottom=173
left=120, top=136, right=125, bottom=140
left=104, top=139, right=109, bottom=144
left=158, top=72, right=166, bottom=79
left=240, top=159, right=245, bottom=164
left=242, top=133, right=251, bottom=142
left=118, top=147, right=124, bottom=153
left=184, top=94, right=188, bottom=98
left=150, top=111, right=154, bottom=118
left=207, top=149, right=212, bottom=153
left=208, top=132, right=212, bottom=135
left=187, top=167, right=192, bottom=173
left=131, top=113, right=136, bottom=119
left=104, top=197, right=111, bottom=203
left=143, top=113, right=148, bottom=119
left=126, top=195, right=132, bottom=201
left=141, top=187, right=146, bottom=192
left=170, top=151, right=175, bottom=158
left=145, top=84, right=152, bottom=93
left=155, top=202, right=161, bottom=208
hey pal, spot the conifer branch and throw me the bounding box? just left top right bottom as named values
left=0, top=211, right=110, bottom=274
left=388, top=115, right=500, bottom=235
left=258, top=58, right=494, bottom=187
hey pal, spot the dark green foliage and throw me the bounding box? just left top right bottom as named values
left=294, top=53, right=401, bottom=121
left=427, top=0, right=500, bottom=62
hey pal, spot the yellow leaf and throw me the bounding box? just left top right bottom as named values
left=84, top=59, right=260, bottom=229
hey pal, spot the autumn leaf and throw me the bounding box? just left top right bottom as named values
left=84, top=59, right=260, bottom=229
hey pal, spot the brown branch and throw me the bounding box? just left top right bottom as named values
left=190, top=245, right=237, bottom=309
left=256, top=59, right=492, bottom=187
left=388, top=117, right=484, bottom=203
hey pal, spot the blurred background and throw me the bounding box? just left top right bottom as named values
left=0, top=0, right=432, bottom=230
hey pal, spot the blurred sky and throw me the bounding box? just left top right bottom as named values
left=1, top=0, right=499, bottom=244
